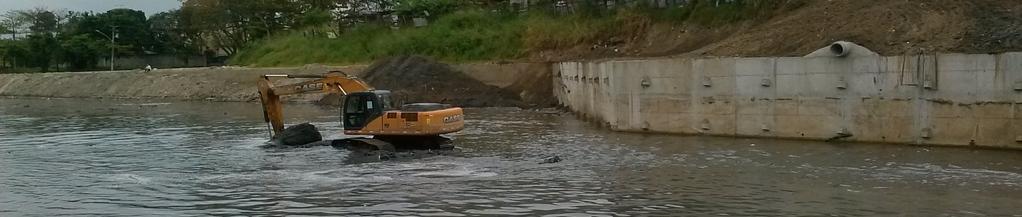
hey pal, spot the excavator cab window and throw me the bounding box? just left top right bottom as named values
left=342, top=91, right=391, bottom=130
left=378, top=92, right=396, bottom=111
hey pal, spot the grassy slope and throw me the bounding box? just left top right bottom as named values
left=233, top=10, right=523, bottom=66
left=231, top=1, right=797, bottom=66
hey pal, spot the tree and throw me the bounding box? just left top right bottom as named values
left=296, top=0, right=343, bottom=11
left=181, top=0, right=250, bottom=55
left=26, top=34, right=59, bottom=72
left=150, top=10, right=202, bottom=58
left=59, top=12, right=108, bottom=71
left=59, top=34, right=105, bottom=70
left=98, top=9, right=154, bottom=55
left=2, top=11, right=31, bottom=39
left=0, top=24, right=8, bottom=38
left=6, top=8, right=63, bottom=71
left=301, top=9, right=334, bottom=28
left=28, top=10, right=58, bottom=34
left=395, top=0, right=466, bottom=18
left=0, top=40, right=24, bottom=69
left=0, top=11, right=32, bottom=69
left=181, top=0, right=310, bottom=55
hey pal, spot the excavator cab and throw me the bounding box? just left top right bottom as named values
left=342, top=90, right=394, bottom=130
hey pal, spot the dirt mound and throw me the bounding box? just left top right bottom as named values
left=361, top=55, right=523, bottom=107
left=533, top=0, right=1022, bottom=60
left=698, top=0, right=1022, bottom=56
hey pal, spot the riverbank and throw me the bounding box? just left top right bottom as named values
left=0, top=60, right=553, bottom=107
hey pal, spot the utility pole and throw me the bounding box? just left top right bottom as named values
left=95, top=26, right=117, bottom=71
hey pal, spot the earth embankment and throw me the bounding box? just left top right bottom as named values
left=0, top=60, right=552, bottom=107
left=0, top=65, right=364, bottom=102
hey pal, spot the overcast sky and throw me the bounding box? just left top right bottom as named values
left=1, top=0, right=181, bottom=16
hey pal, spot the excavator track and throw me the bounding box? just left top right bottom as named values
left=331, top=137, right=397, bottom=152
left=375, top=136, right=454, bottom=150
left=326, top=136, right=455, bottom=152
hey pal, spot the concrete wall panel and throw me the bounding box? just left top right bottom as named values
left=928, top=117, right=977, bottom=146
left=736, top=98, right=773, bottom=115
left=804, top=74, right=842, bottom=97
left=773, top=115, right=802, bottom=138
left=871, top=115, right=916, bottom=143
left=975, top=118, right=1013, bottom=147
left=735, top=76, right=774, bottom=97
left=736, top=114, right=775, bottom=137
left=974, top=103, right=1014, bottom=119
left=775, top=74, right=805, bottom=97
left=939, top=54, right=996, bottom=72
left=735, top=58, right=774, bottom=76
left=852, top=56, right=883, bottom=74
left=699, top=114, right=737, bottom=135
left=555, top=52, right=1022, bottom=149
left=794, top=115, right=843, bottom=139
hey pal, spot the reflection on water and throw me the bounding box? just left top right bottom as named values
left=1, top=98, right=1020, bottom=216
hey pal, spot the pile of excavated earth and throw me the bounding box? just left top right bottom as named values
left=360, top=55, right=525, bottom=107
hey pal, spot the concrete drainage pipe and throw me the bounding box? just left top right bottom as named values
left=829, top=41, right=853, bottom=57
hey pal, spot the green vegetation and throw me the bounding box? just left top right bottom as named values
left=232, top=10, right=639, bottom=66
left=233, top=0, right=802, bottom=66
left=234, top=10, right=527, bottom=66
left=0, top=0, right=804, bottom=71
left=0, top=8, right=204, bottom=72
left=0, top=0, right=342, bottom=72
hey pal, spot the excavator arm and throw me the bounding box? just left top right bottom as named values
left=257, top=71, right=373, bottom=138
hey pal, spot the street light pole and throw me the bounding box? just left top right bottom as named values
left=95, top=26, right=117, bottom=71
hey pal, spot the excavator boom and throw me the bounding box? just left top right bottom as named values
left=258, top=71, right=373, bottom=137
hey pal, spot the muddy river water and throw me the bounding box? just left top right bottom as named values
left=1, top=98, right=1020, bottom=216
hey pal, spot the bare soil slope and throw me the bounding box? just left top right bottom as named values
left=700, top=0, right=1022, bottom=56
left=536, top=0, right=1022, bottom=60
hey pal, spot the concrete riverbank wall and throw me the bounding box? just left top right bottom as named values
left=554, top=52, right=1022, bottom=148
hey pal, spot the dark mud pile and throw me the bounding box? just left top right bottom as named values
left=361, top=55, right=523, bottom=107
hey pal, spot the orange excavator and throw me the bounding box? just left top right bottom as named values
left=257, top=71, right=464, bottom=151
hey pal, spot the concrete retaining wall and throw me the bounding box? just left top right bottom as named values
left=554, top=53, right=1022, bottom=149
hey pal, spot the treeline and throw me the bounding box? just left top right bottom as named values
left=0, top=8, right=194, bottom=72
left=0, top=0, right=365, bottom=72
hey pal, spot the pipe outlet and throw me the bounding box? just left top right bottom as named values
left=830, top=41, right=853, bottom=57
